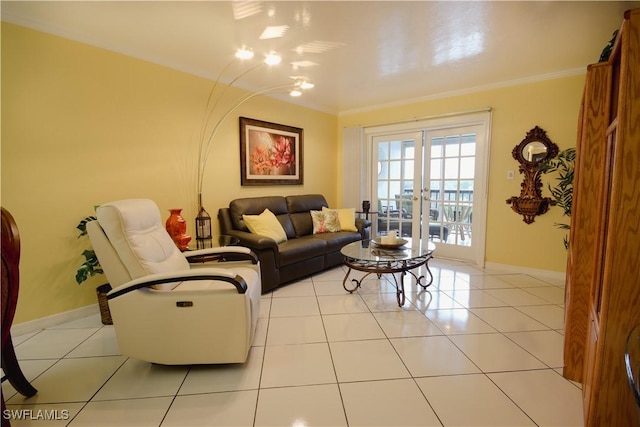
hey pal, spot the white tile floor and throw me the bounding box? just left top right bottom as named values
left=3, top=258, right=585, bottom=426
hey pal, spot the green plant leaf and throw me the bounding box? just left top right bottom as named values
left=76, top=214, right=103, bottom=284
left=75, top=265, right=89, bottom=284
left=543, top=147, right=575, bottom=249
left=76, top=216, right=97, bottom=237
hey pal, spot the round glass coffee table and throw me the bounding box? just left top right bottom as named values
left=340, top=238, right=435, bottom=306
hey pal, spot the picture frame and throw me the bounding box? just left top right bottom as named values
left=239, top=117, right=304, bottom=186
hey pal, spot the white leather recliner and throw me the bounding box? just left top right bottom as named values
left=86, top=199, right=261, bottom=365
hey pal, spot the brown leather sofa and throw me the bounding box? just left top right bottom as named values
left=218, top=194, right=369, bottom=293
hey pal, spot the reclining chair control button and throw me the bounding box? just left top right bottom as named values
left=176, top=301, right=194, bottom=307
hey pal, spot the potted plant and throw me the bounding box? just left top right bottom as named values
left=75, top=215, right=103, bottom=283
left=76, top=214, right=112, bottom=324
left=542, top=147, right=576, bottom=249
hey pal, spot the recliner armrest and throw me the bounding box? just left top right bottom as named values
left=107, top=268, right=248, bottom=299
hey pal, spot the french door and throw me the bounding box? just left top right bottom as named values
left=374, top=132, right=423, bottom=241
left=425, top=126, right=485, bottom=261
left=369, top=114, right=490, bottom=265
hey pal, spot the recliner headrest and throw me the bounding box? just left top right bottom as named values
left=97, top=199, right=189, bottom=287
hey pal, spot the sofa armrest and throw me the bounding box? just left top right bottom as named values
left=223, top=229, right=279, bottom=251
left=218, top=208, right=279, bottom=251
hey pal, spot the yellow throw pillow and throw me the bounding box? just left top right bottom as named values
left=323, top=207, right=358, bottom=232
left=243, top=209, right=287, bottom=243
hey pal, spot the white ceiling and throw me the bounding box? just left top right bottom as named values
left=2, top=1, right=638, bottom=114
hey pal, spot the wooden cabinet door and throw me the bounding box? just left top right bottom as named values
left=563, top=63, right=611, bottom=382
left=577, top=9, right=640, bottom=426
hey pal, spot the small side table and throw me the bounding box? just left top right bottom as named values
left=181, top=235, right=240, bottom=262
left=213, top=235, right=240, bottom=247
left=356, top=210, right=379, bottom=221
left=356, top=211, right=378, bottom=237
left=182, top=235, right=239, bottom=251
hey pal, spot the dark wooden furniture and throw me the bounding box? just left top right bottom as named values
left=563, top=8, right=640, bottom=425
left=2, top=207, right=38, bottom=422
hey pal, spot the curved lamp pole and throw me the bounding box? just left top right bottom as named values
left=194, top=49, right=313, bottom=248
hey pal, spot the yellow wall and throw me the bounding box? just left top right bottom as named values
left=338, top=75, right=585, bottom=273
left=1, top=23, right=337, bottom=323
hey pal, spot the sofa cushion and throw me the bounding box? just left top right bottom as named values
left=277, top=236, right=327, bottom=266
left=286, top=194, right=329, bottom=237
left=230, top=196, right=296, bottom=239
left=311, top=231, right=361, bottom=252
left=323, top=207, right=357, bottom=232
left=243, top=209, right=288, bottom=243
left=311, top=210, right=341, bottom=234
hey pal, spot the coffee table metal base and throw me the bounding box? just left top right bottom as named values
left=342, top=254, right=433, bottom=306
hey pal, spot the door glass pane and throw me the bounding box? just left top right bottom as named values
left=431, top=138, right=443, bottom=156
left=390, top=140, right=402, bottom=159
left=445, top=136, right=460, bottom=157
left=378, top=162, right=389, bottom=179
left=375, top=136, right=418, bottom=238
left=460, top=180, right=474, bottom=196
left=430, top=158, right=442, bottom=179
left=444, top=158, right=459, bottom=179
left=389, top=181, right=401, bottom=199
left=461, top=134, right=476, bottom=155
left=403, top=160, right=414, bottom=180
left=378, top=181, right=388, bottom=198
left=444, top=180, right=458, bottom=193
left=428, top=132, right=477, bottom=247
left=389, top=160, right=401, bottom=178
left=460, top=157, right=475, bottom=179
left=378, top=143, right=389, bottom=160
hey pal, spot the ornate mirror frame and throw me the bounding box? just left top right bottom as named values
left=506, top=126, right=559, bottom=224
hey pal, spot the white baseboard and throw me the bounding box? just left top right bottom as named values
left=11, top=304, right=100, bottom=336
left=432, top=256, right=566, bottom=284
left=484, top=261, right=566, bottom=285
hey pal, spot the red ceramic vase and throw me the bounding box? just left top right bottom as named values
left=165, top=209, right=192, bottom=251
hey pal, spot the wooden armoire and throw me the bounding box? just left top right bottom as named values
left=563, top=8, right=640, bottom=426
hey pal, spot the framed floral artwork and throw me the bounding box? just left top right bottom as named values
left=239, top=117, right=303, bottom=186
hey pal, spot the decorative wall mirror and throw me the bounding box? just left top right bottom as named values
left=506, top=126, right=559, bottom=224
